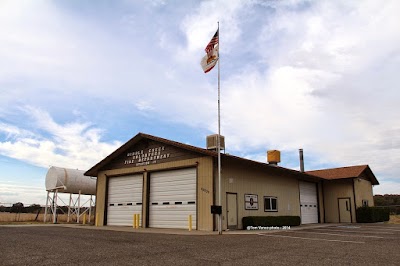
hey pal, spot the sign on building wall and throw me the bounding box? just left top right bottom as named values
left=124, top=146, right=171, bottom=167
left=245, top=194, right=259, bottom=210
left=108, top=140, right=200, bottom=170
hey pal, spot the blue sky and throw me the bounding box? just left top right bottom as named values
left=1, top=0, right=399, bottom=205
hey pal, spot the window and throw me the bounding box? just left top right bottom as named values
left=264, top=196, right=278, bottom=212
left=362, top=200, right=369, bottom=207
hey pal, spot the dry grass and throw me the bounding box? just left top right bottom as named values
left=388, top=215, right=400, bottom=224
left=0, top=212, right=94, bottom=224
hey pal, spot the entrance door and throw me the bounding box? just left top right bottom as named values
left=338, top=198, right=352, bottom=223
left=226, top=193, right=237, bottom=230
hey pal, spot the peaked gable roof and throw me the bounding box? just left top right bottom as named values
left=85, top=132, right=217, bottom=176
left=306, top=165, right=379, bottom=185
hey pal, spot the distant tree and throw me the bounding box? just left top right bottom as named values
left=374, top=195, right=400, bottom=215
left=0, top=205, right=7, bottom=212
left=394, top=197, right=399, bottom=205
left=374, top=194, right=400, bottom=206
left=10, top=202, right=24, bottom=213
left=374, top=195, right=385, bottom=206
left=26, top=204, right=41, bottom=213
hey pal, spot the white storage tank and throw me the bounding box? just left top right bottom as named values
left=45, top=166, right=96, bottom=195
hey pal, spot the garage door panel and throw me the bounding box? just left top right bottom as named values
left=150, top=221, right=195, bottom=229
left=108, top=192, right=141, bottom=203
left=107, top=174, right=143, bottom=226
left=107, top=206, right=142, bottom=226
left=150, top=169, right=194, bottom=177
left=151, top=187, right=195, bottom=194
left=109, top=195, right=142, bottom=203
left=150, top=191, right=196, bottom=200
left=151, top=182, right=195, bottom=191
left=150, top=205, right=196, bottom=228
left=299, top=181, right=318, bottom=224
left=151, top=179, right=195, bottom=188
left=150, top=210, right=196, bottom=220
left=149, top=168, right=196, bottom=229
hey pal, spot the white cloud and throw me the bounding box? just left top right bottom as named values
left=180, top=0, right=246, bottom=61
left=206, top=0, right=400, bottom=184
left=0, top=106, right=121, bottom=170
left=0, top=0, right=165, bottom=104
left=373, top=181, right=400, bottom=195
left=149, top=0, right=166, bottom=7
left=0, top=181, right=45, bottom=205
left=0, top=123, right=34, bottom=140
left=135, top=100, right=155, bottom=112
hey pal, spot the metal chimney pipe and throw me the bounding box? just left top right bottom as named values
left=299, top=149, right=304, bottom=172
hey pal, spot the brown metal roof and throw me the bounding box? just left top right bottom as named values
left=306, top=165, right=379, bottom=185
left=140, top=133, right=218, bottom=157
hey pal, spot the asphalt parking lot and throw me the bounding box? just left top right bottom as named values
left=1, top=223, right=399, bottom=265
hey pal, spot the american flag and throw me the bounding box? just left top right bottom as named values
left=205, top=29, right=219, bottom=55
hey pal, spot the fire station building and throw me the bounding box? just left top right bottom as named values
left=85, top=132, right=378, bottom=231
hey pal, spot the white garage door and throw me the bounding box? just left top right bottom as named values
left=299, top=181, right=318, bottom=224
left=107, top=174, right=143, bottom=226
left=149, top=168, right=196, bottom=229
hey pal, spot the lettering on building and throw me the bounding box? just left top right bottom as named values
left=124, top=146, right=170, bottom=166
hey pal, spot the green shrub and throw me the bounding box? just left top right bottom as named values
left=389, top=206, right=400, bottom=215
left=242, top=216, right=300, bottom=229
left=356, top=207, right=390, bottom=223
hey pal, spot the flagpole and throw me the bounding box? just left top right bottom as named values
left=217, top=21, right=222, bottom=235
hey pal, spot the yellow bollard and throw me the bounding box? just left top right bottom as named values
left=137, top=214, right=140, bottom=228
left=134, top=214, right=139, bottom=229
left=188, top=214, right=192, bottom=231
left=95, top=213, right=99, bottom=227
left=83, top=213, right=87, bottom=225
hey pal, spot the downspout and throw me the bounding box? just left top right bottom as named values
left=352, top=179, right=357, bottom=223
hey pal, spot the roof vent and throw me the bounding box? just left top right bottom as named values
left=267, top=150, right=281, bottom=165
left=206, top=134, right=225, bottom=151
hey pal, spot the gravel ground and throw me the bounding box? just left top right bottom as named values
left=0, top=224, right=399, bottom=265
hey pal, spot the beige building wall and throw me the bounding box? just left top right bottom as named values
left=95, top=171, right=107, bottom=226
left=318, top=181, right=325, bottom=223
left=353, top=178, right=374, bottom=207
left=95, top=156, right=214, bottom=231
left=195, top=157, right=214, bottom=231
left=217, top=160, right=301, bottom=230
left=323, top=179, right=355, bottom=223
